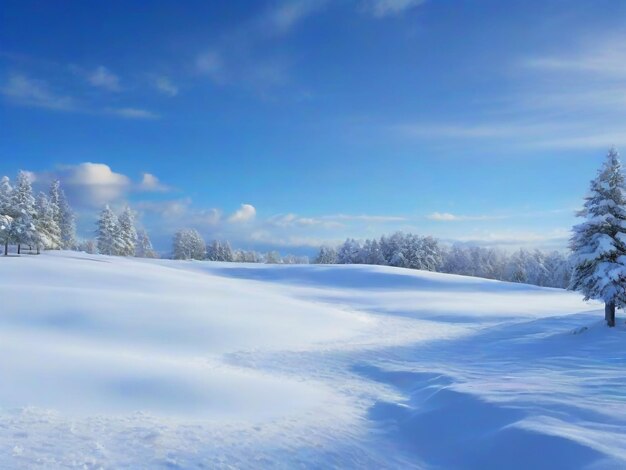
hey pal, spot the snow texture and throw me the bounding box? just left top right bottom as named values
left=0, top=251, right=624, bottom=469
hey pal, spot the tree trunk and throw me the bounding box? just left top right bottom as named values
left=3, top=242, right=7, bottom=256
left=17, top=244, right=21, bottom=255
left=605, top=301, right=616, bottom=327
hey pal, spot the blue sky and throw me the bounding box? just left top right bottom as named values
left=1, top=0, right=624, bottom=253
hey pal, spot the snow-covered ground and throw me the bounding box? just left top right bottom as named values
left=1, top=251, right=624, bottom=469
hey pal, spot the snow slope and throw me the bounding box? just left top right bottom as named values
left=0, top=251, right=624, bottom=469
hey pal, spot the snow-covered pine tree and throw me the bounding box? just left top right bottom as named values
left=118, top=206, right=137, bottom=256
left=265, top=250, right=282, bottom=264
left=337, top=238, right=361, bottom=264
left=314, top=245, right=338, bottom=264
left=0, top=176, right=12, bottom=214
left=219, top=241, right=234, bottom=262
left=136, top=229, right=158, bottom=258
left=206, top=240, right=221, bottom=261
left=35, top=192, right=61, bottom=251
left=0, top=214, right=12, bottom=255
left=0, top=176, right=13, bottom=255
left=172, top=229, right=205, bottom=260
left=570, top=148, right=626, bottom=327
left=96, top=205, right=121, bottom=255
left=11, top=171, right=38, bottom=254
left=48, top=180, right=62, bottom=228
left=77, top=239, right=97, bottom=254
left=49, top=180, right=77, bottom=250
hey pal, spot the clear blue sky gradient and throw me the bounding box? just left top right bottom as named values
left=2, top=0, right=625, bottom=252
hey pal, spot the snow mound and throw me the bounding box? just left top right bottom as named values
left=1, top=251, right=624, bottom=468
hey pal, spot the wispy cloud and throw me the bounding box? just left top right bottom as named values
left=522, top=39, right=626, bottom=78
left=106, top=107, right=160, bottom=119
left=0, top=74, right=77, bottom=111
left=364, top=0, right=426, bottom=18
left=195, top=50, right=225, bottom=83
left=325, top=214, right=408, bottom=222
left=249, top=230, right=337, bottom=248
left=427, top=212, right=504, bottom=222
left=428, top=209, right=573, bottom=222
left=384, top=32, right=626, bottom=152
left=263, top=0, right=328, bottom=34
left=194, top=1, right=322, bottom=96
left=268, top=213, right=343, bottom=229
left=1, top=72, right=159, bottom=119
left=138, top=173, right=170, bottom=192
left=268, top=213, right=407, bottom=228
left=154, top=76, right=178, bottom=96
left=448, top=229, right=570, bottom=249
left=88, top=66, right=121, bottom=91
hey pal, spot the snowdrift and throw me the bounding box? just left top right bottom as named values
left=1, top=251, right=624, bottom=469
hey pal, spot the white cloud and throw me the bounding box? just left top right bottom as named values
left=107, top=107, right=159, bottom=119
left=229, top=204, right=257, bottom=223
left=428, top=212, right=459, bottom=221
left=427, top=212, right=506, bottom=222
left=31, top=163, right=171, bottom=208
left=0, top=74, right=76, bottom=111
left=57, top=162, right=131, bottom=207
left=268, top=213, right=343, bottom=229
left=138, top=173, right=169, bottom=192
left=365, top=0, right=426, bottom=17
left=88, top=66, right=120, bottom=91
left=264, top=0, right=328, bottom=34
left=154, top=76, right=178, bottom=96
left=326, top=214, right=408, bottom=223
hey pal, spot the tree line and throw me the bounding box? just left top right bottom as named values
left=314, top=234, right=571, bottom=288
left=0, top=171, right=76, bottom=255
left=171, top=228, right=309, bottom=264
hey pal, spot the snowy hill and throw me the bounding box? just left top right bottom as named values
left=1, top=251, right=624, bottom=469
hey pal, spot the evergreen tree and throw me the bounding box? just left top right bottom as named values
left=96, top=205, right=121, bottom=255
left=118, top=206, right=137, bottom=256
left=0, top=214, right=12, bottom=255
left=136, top=229, right=158, bottom=258
left=0, top=176, right=13, bottom=255
left=172, top=229, right=205, bottom=260
left=265, top=250, right=281, bottom=264
left=337, top=238, right=362, bottom=264
left=50, top=180, right=77, bottom=250
left=219, top=240, right=234, bottom=262
left=206, top=240, right=222, bottom=261
left=35, top=192, right=61, bottom=251
left=11, top=171, right=38, bottom=254
left=314, top=245, right=338, bottom=264
left=570, top=148, right=626, bottom=327
left=0, top=176, right=12, bottom=215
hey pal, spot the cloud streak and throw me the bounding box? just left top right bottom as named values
left=88, top=66, right=121, bottom=91
left=0, top=74, right=77, bottom=111
left=364, top=0, right=426, bottom=18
